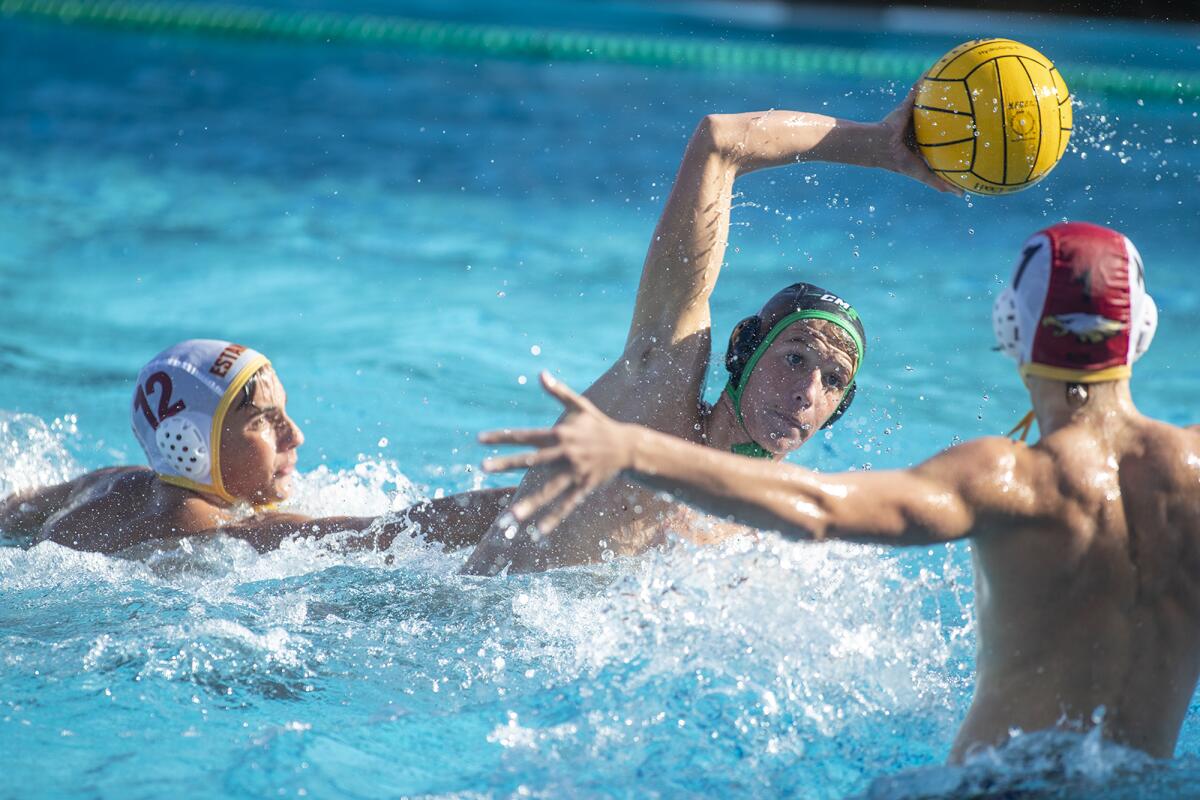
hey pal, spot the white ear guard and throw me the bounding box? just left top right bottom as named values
left=155, top=413, right=212, bottom=480
left=992, top=287, right=1021, bottom=362
left=1132, top=293, right=1157, bottom=364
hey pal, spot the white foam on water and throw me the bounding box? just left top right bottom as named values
left=0, top=539, right=150, bottom=590
left=281, top=459, right=424, bottom=519
left=502, top=534, right=973, bottom=741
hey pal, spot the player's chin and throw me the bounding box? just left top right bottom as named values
left=273, top=475, right=294, bottom=500
left=764, top=427, right=807, bottom=455
left=257, top=474, right=293, bottom=504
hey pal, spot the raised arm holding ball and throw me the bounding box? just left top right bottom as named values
left=476, top=44, right=1200, bottom=760
left=460, top=88, right=959, bottom=575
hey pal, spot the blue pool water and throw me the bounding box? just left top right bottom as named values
left=2, top=2, right=1200, bottom=797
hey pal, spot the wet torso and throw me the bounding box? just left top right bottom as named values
left=495, top=332, right=752, bottom=571
left=954, top=417, right=1200, bottom=760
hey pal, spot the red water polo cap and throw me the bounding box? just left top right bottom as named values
left=992, top=222, right=1157, bottom=383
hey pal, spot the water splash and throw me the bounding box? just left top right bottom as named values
left=0, top=412, right=83, bottom=500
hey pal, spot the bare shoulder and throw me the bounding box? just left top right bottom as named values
left=1136, top=417, right=1200, bottom=479
left=3, top=467, right=150, bottom=535
left=588, top=328, right=712, bottom=436
left=167, top=490, right=231, bottom=534
left=916, top=436, right=1052, bottom=516
left=1155, top=417, right=1200, bottom=448
left=84, top=465, right=152, bottom=483
left=11, top=466, right=146, bottom=502
left=917, top=436, right=1046, bottom=481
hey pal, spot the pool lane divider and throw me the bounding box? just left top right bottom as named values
left=1, top=0, right=1196, bottom=101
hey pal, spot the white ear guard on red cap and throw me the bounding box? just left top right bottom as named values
left=992, top=286, right=1022, bottom=363
left=1121, top=235, right=1158, bottom=365
left=1130, top=290, right=1158, bottom=363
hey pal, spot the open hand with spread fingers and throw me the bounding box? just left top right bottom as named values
left=480, top=371, right=634, bottom=536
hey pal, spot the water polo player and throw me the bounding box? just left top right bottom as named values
left=484, top=221, right=1200, bottom=762
left=1, top=339, right=513, bottom=553
left=461, top=89, right=959, bottom=575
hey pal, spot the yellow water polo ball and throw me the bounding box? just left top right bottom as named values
left=913, top=38, right=1072, bottom=195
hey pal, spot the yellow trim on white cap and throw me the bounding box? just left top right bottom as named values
left=1019, top=363, right=1132, bottom=384
left=208, top=354, right=271, bottom=503
left=157, top=473, right=224, bottom=499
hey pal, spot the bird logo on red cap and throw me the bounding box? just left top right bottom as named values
left=1042, top=313, right=1127, bottom=345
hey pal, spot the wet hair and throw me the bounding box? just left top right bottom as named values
left=235, top=366, right=269, bottom=411
left=799, top=318, right=860, bottom=368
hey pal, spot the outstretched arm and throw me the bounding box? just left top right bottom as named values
left=628, top=90, right=959, bottom=355
left=199, top=487, right=516, bottom=553
left=481, top=374, right=1033, bottom=546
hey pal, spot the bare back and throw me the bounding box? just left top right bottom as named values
left=958, top=416, right=1200, bottom=760
left=15, top=468, right=220, bottom=553
left=505, top=382, right=1200, bottom=759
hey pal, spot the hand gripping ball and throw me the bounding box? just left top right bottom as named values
left=913, top=38, right=1072, bottom=195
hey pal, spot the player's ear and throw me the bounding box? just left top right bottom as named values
left=725, top=316, right=762, bottom=385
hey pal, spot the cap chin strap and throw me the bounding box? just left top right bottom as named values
left=158, top=473, right=238, bottom=505
left=1007, top=410, right=1036, bottom=443
left=731, top=440, right=773, bottom=459
left=724, top=309, right=864, bottom=459
left=1007, top=364, right=1136, bottom=444
left=157, top=474, right=278, bottom=513
left=724, top=376, right=773, bottom=459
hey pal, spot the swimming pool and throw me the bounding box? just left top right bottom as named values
left=2, top=1, right=1199, bottom=796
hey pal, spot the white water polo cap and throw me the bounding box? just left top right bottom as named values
left=131, top=340, right=270, bottom=503
left=993, top=222, right=1157, bottom=383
